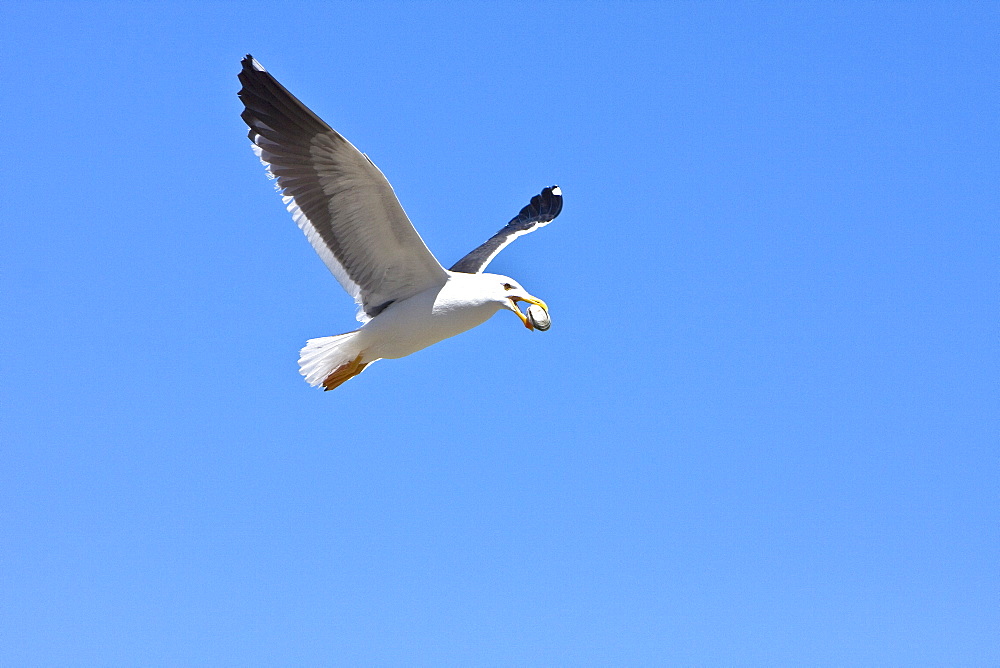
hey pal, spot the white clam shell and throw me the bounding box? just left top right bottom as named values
left=526, top=304, right=551, bottom=331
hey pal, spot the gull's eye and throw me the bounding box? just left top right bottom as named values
left=503, top=283, right=514, bottom=291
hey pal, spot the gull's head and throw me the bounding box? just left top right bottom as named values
left=485, top=273, right=549, bottom=331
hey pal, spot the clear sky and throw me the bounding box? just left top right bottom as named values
left=2, top=2, right=997, bottom=665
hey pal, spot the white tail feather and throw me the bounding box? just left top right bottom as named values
left=298, top=331, right=366, bottom=388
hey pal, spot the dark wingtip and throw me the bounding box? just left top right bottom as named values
left=240, top=54, right=265, bottom=74
left=518, top=185, right=563, bottom=224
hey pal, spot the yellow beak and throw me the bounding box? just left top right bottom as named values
left=509, top=296, right=549, bottom=330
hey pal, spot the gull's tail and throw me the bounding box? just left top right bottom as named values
left=298, top=331, right=372, bottom=391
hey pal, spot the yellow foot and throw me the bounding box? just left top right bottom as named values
left=322, top=354, right=369, bottom=391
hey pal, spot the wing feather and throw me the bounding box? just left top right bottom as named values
left=449, top=186, right=563, bottom=274
left=238, top=55, right=448, bottom=321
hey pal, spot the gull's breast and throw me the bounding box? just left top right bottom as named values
left=360, top=284, right=501, bottom=360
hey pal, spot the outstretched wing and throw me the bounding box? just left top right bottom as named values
left=449, top=186, right=563, bottom=274
left=238, top=55, right=448, bottom=321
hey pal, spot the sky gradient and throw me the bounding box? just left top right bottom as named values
left=2, top=2, right=998, bottom=665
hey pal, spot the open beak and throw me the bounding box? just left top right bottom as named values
left=509, top=296, right=548, bottom=330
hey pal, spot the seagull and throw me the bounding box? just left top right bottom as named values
left=237, top=55, right=562, bottom=390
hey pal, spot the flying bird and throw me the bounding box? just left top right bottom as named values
left=237, top=55, right=562, bottom=390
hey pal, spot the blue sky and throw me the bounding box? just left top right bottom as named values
left=2, top=2, right=997, bottom=665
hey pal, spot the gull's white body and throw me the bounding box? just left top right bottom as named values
left=362, top=273, right=505, bottom=359
left=298, top=272, right=520, bottom=388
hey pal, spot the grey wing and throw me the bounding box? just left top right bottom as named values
left=238, top=55, right=448, bottom=321
left=449, top=186, right=563, bottom=274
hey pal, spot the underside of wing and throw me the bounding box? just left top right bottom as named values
left=238, top=55, right=448, bottom=321
left=449, top=186, right=563, bottom=274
